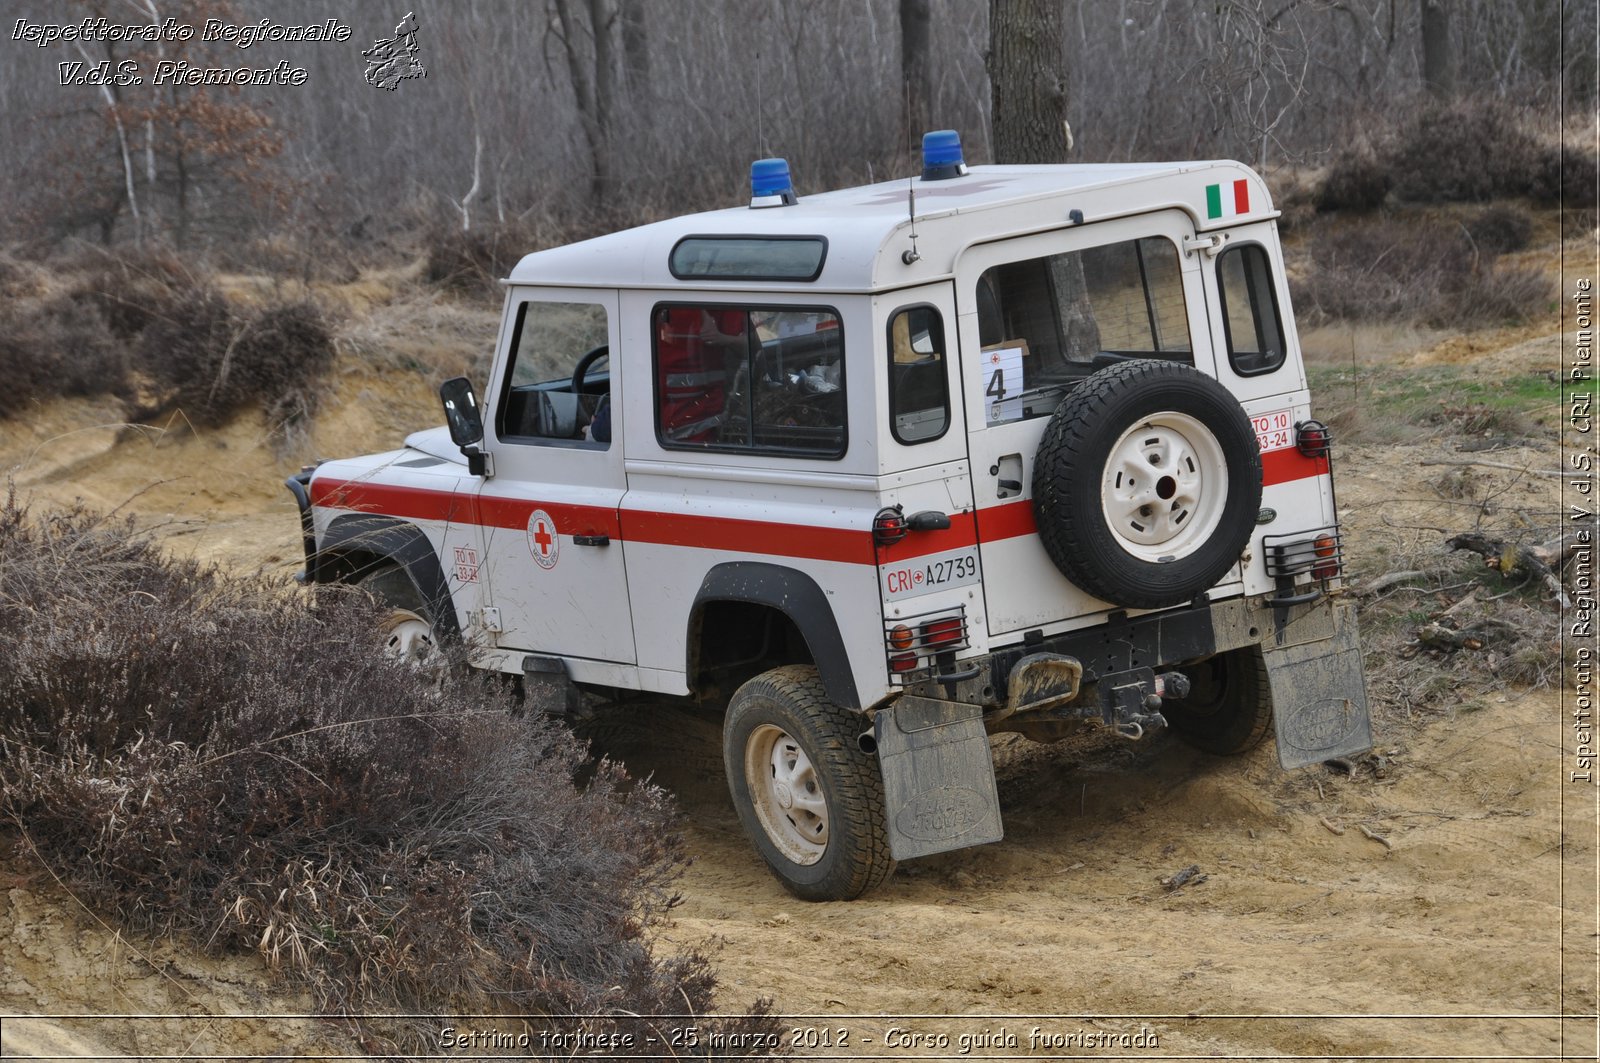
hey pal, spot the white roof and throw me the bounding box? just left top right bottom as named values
left=506, top=160, right=1274, bottom=293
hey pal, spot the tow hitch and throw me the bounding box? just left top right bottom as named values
left=1099, top=668, right=1190, bottom=740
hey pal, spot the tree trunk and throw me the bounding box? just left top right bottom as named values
left=1420, top=0, right=1455, bottom=98
left=621, top=0, right=649, bottom=94
left=987, top=0, right=1096, bottom=357
left=900, top=0, right=932, bottom=148
left=553, top=0, right=615, bottom=207
left=987, top=0, right=1068, bottom=164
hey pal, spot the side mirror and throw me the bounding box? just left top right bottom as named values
left=440, top=376, right=484, bottom=447
left=439, top=377, right=488, bottom=476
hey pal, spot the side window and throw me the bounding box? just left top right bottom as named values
left=498, top=301, right=612, bottom=447
left=653, top=304, right=846, bottom=458
left=976, top=236, right=1192, bottom=424
left=1216, top=244, right=1286, bottom=375
left=887, top=305, right=949, bottom=444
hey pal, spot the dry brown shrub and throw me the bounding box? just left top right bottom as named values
left=0, top=495, right=781, bottom=1056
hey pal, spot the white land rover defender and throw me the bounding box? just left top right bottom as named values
left=287, top=131, right=1371, bottom=901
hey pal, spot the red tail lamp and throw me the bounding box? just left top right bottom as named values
left=873, top=507, right=907, bottom=547
left=1295, top=419, right=1332, bottom=459
left=1313, top=533, right=1339, bottom=580
left=889, top=653, right=919, bottom=673
left=922, top=616, right=964, bottom=646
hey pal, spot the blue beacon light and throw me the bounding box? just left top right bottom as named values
left=750, top=158, right=797, bottom=207
left=921, top=130, right=967, bottom=181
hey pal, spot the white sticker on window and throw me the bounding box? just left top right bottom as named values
left=982, top=345, right=1026, bottom=424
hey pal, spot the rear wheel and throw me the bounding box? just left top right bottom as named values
left=1163, top=646, right=1273, bottom=755
left=724, top=665, right=894, bottom=901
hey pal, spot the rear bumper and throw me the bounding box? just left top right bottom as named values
left=903, top=592, right=1348, bottom=726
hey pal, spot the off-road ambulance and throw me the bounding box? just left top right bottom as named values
left=287, top=131, right=1372, bottom=901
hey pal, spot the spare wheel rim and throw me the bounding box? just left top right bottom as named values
left=1100, top=411, right=1230, bottom=562
left=744, top=723, right=828, bottom=865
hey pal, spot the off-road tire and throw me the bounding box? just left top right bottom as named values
left=1164, top=646, right=1274, bottom=755
left=1033, top=359, right=1262, bottom=609
left=724, top=665, right=895, bottom=901
left=361, top=565, right=439, bottom=664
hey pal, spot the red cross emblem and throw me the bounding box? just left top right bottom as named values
left=527, top=508, right=559, bottom=569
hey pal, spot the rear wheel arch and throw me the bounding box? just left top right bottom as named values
left=689, top=562, right=860, bottom=710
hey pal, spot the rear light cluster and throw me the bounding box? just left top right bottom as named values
left=1263, top=525, right=1344, bottom=582
left=1295, top=419, right=1332, bottom=458
left=872, top=506, right=908, bottom=547
left=884, top=606, right=970, bottom=678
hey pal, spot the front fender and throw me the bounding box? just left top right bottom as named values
left=315, top=514, right=462, bottom=641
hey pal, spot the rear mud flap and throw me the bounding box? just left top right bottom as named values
left=1267, top=600, right=1374, bottom=769
left=874, top=696, right=1004, bottom=861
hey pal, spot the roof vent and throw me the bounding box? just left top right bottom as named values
left=750, top=158, right=798, bottom=208
left=921, top=130, right=967, bottom=181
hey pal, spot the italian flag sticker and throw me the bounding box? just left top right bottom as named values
left=1205, top=179, right=1250, bottom=220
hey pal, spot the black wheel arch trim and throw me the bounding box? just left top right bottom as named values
left=690, top=561, right=860, bottom=709
left=315, top=514, right=462, bottom=641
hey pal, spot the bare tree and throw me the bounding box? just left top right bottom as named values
left=901, top=0, right=932, bottom=148
left=987, top=0, right=1070, bottom=163
left=1421, top=0, right=1456, bottom=96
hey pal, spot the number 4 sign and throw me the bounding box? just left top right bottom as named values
left=982, top=345, right=1026, bottom=424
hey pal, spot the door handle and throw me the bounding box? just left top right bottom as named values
left=573, top=533, right=610, bottom=547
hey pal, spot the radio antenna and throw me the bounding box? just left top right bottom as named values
left=901, top=176, right=921, bottom=265
left=755, top=50, right=767, bottom=157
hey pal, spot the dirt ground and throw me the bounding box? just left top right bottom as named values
left=0, top=315, right=1595, bottom=1060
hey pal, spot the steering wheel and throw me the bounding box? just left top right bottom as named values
left=571, top=344, right=610, bottom=395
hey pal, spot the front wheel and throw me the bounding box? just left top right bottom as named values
left=724, top=665, right=894, bottom=901
left=361, top=565, right=440, bottom=667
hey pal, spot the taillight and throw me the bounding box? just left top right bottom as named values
left=1312, top=534, right=1339, bottom=580
left=888, top=624, right=914, bottom=650
left=873, top=506, right=907, bottom=547
left=922, top=616, right=964, bottom=646
left=889, top=653, right=919, bottom=673
left=1296, top=419, right=1332, bottom=458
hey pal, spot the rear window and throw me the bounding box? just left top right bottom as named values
left=975, top=236, right=1192, bottom=425
left=669, top=236, right=827, bottom=281
left=1216, top=243, right=1286, bottom=375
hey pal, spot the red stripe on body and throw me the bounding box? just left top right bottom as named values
left=313, top=451, right=1330, bottom=565
left=1260, top=447, right=1328, bottom=486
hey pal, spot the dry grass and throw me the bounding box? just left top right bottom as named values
left=0, top=494, right=782, bottom=1056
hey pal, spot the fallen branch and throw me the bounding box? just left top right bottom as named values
left=1447, top=532, right=1575, bottom=608
left=1357, top=824, right=1394, bottom=852
left=1319, top=817, right=1345, bottom=836
left=1354, top=569, right=1437, bottom=597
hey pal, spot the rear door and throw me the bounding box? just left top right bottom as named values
left=954, top=210, right=1237, bottom=639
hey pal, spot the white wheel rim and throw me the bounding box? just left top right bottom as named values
left=744, top=723, right=828, bottom=865
left=381, top=609, right=437, bottom=665
left=1100, top=411, right=1229, bottom=562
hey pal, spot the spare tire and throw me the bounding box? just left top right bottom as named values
left=1032, top=359, right=1262, bottom=609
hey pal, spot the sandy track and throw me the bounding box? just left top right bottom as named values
left=1, top=329, right=1594, bottom=1060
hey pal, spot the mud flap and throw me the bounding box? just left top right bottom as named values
left=1267, top=600, right=1374, bottom=769
left=874, top=696, right=1004, bottom=861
